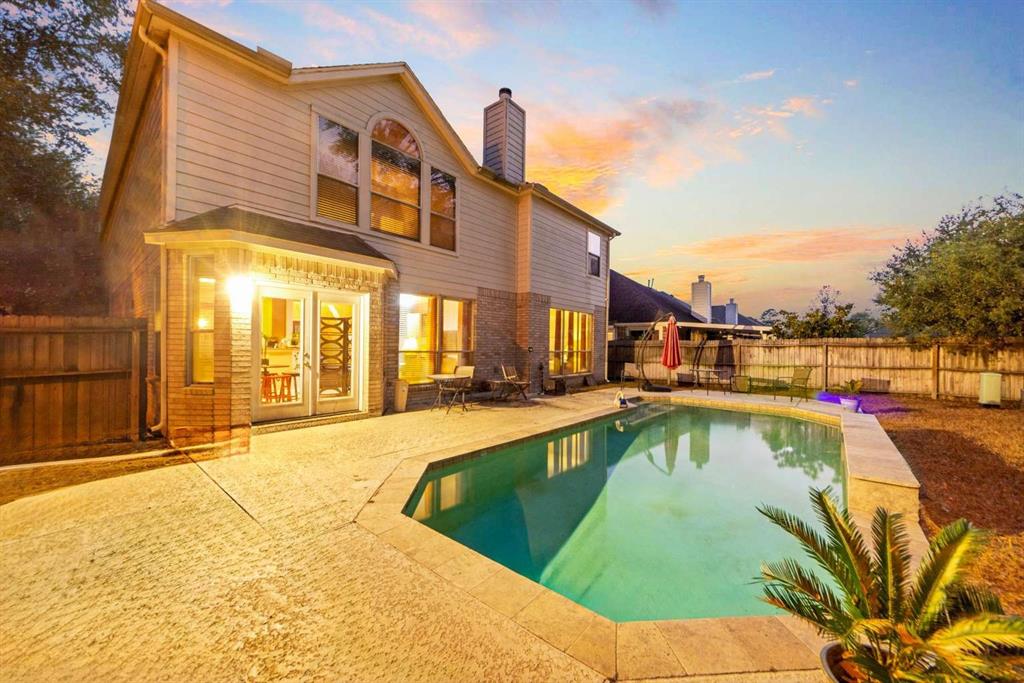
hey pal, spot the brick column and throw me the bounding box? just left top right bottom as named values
left=475, top=287, right=518, bottom=384
left=380, top=277, right=400, bottom=413
left=593, top=304, right=607, bottom=382
left=516, top=292, right=550, bottom=393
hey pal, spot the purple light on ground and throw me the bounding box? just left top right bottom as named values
left=816, top=391, right=842, bottom=405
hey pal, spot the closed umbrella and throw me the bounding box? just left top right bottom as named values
left=660, top=315, right=681, bottom=380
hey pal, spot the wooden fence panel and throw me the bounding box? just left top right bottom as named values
left=0, top=316, right=147, bottom=463
left=608, top=337, right=1024, bottom=401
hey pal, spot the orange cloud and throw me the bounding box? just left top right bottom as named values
left=526, top=97, right=713, bottom=213
left=678, top=226, right=915, bottom=262
left=729, top=95, right=825, bottom=139
left=844, top=79, right=859, bottom=88
left=408, top=1, right=494, bottom=54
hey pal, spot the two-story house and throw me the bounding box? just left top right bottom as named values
left=99, top=1, right=619, bottom=452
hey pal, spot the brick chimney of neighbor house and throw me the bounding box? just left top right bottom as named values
left=725, top=298, right=739, bottom=325
left=691, top=275, right=712, bottom=323
left=483, top=87, right=525, bottom=184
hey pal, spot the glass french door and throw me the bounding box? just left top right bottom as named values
left=253, top=286, right=361, bottom=422
left=315, top=296, right=359, bottom=414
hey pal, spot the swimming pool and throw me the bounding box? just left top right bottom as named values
left=404, top=402, right=844, bottom=622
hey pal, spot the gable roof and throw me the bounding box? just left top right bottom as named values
left=609, top=270, right=703, bottom=325
left=609, top=270, right=767, bottom=328
left=100, top=0, right=618, bottom=238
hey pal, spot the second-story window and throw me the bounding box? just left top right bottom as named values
left=587, top=230, right=601, bottom=276
left=371, top=119, right=420, bottom=240
left=316, top=116, right=359, bottom=225
left=430, top=168, right=456, bottom=250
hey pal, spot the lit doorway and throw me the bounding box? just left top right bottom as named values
left=253, top=286, right=364, bottom=422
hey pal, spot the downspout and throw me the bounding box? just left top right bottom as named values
left=137, top=0, right=169, bottom=435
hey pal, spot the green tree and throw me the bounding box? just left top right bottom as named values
left=0, top=0, right=131, bottom=313
left=761, top=286, right=875, bottom=339
left=871, top=193, right=1024, bottom=344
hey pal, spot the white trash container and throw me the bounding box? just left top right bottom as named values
left=979, top=372, right=1001, bottom=406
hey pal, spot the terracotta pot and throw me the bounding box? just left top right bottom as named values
left=820, top=643, right=862, bottom=683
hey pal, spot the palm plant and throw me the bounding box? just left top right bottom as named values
left=758, top=487, right=1024, bottom=682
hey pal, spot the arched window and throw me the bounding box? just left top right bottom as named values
left=371, top=118, right=421, bottom=240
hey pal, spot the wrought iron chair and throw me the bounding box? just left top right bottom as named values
left=440, top=365, right=475, bottom=414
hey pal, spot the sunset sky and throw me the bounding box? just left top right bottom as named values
left=95, top=0, right=1023, bottom=316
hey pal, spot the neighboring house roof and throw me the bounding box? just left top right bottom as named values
left=710, top=305, right=765, bottom=327
left=609, top=270, right=704, bottom=325
left=101, top=0, right=619, bottom=239
left=609, top=270, right=768, bottom=328
left=145, top=206, right=396, bottom=273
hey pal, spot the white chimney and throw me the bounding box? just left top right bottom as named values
left=483, top=87, right=525, bottom=184
left=725, top=298, right=738, bottom=325
left=691, top=274, right=711, bottom=323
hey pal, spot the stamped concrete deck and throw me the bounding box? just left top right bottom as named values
left=1, top=388, right=921, bottom=682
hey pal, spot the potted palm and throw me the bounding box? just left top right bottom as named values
left=758, top=488, right=1024, bottom=682
left=831, top=379, right=863, bottom=412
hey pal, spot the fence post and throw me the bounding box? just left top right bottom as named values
left=823, top=343, right=829, bottom=390
left=931, top=343, right=940, bottom=400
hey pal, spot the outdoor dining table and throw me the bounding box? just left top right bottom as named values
left=426, top=373, right=460, bottom=411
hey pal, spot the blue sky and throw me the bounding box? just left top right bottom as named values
left=99, top=0, right=1023, bottom=314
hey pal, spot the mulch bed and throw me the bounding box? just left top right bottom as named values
left=861, top=394, right=1024, bottom=615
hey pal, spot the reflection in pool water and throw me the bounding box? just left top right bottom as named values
left=406, top=403, right=844, bottom=622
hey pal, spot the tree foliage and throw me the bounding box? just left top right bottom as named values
left=871, top=193, right=1024, bottom=344
left=761, top=286, right=879, bottom=339
left=0, top=0, right=131, bottom=313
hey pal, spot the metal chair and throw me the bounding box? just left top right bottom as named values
left=440, top=365, right=475, bottom=414
left=779, top=366, right=814, bottom=403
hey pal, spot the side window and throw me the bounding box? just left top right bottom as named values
left=316, top=116, right=359, bottom=225
left=430, top=168, right=456, bottom=250
left=188, top=256, right=215, bottom=384
left=587, top=231, right=601, bottom=276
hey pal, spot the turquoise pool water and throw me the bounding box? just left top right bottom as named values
left=405, top=403, right=844, bottom=622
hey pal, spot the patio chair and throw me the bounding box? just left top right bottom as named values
left=778, top=366, right=814, bottom=403
left=440, top=365, right=475, bottom=414
left=499, top=364, right=530, bottom=402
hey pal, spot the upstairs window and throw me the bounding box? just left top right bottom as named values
left=587, top=231, right=601, bottom=276
left=430, top=168, right=456, bottom=250
left=316, top=116, right=359, bottom=225
left=371, top=119, right=420, bottom=240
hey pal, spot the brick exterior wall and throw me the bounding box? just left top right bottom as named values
left=101, top=71, right=164, bottom=427
left=516, top=291, right=552, bottom=393
left=593, top=304, right=607, bottom=382
left=163, top=247, right=389, bottom=452
left=381, top=278, right=399, bottom=413
left=475, top=287, right=518, bottom=384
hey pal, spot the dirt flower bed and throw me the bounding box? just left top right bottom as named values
left=862, top=394, right=1024, bottom=615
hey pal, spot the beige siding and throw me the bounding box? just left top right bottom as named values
left=173, top=39, right=517, bottom=299
left=528, top=198, right=609, bottom=311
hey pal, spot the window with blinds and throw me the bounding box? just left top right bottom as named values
left=549, top=309, right=594, bottom=375
left=398, top=294, right=474, bottom=383
left=430, top=168, right=456, bottom=250
left=371, top=119, right=421, bottom=240
left=316, top=116, right=358, bottom=225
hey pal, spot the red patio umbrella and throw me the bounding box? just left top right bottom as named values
left=660, top=315, right=681, bottom=374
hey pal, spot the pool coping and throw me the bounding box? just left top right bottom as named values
left=355, top=389, right=928, bottom=680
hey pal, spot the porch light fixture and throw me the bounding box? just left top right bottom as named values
left=227, top=274, right=254, bottom=314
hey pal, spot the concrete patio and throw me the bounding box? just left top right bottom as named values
left=1, top=388, right=846, bottom=682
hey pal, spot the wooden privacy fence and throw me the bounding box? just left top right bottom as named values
left=0, top=316, right=147, bottom=462
left=609, top=337, right=1024, bottom=401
